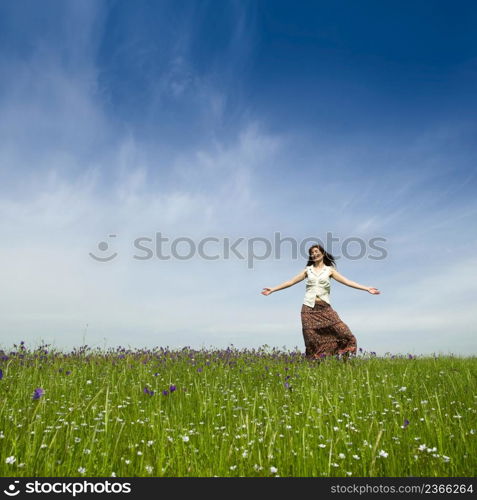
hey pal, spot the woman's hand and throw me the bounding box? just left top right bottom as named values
left=367, top=287, right=380, bottom=295
left=261, top=288, right=273, bottom=296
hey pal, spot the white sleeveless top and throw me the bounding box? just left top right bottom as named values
left=303, top=265, right=332, bottom=307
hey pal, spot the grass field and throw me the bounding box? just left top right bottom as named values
left=0, top=343, right=475, bottom=477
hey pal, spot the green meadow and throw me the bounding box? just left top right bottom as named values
left=0, top=344, right=476, bottom=477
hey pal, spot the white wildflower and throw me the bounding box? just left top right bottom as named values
left=182, top=436, right=190, bottom=443
left=338, top=453, right=346, bottom=459
left=5, top=456, right=15, bottom=464
left=352, top=455, right=360, bottom=460
left=78, top=467, right=86, bottom=474
left=270, top=466, right=278, bottom=473
left=378, top=450, right=388, bottom=458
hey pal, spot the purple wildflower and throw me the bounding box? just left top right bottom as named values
left=0, top=369, right=2, bottom=380
left=403, top=419, right=410, bottom=429
left=197, top=368, right=202, bottom=373
left=169, top=385, right=176, bottom=393
left=408, top=354, right=414, bottom=359
left=162, top=390, right=169, bottom=396
left=65, top=370, right=71, bottom=375
left=143, top=387, right=154, bottom=396
left=32, top=388, right=45, bottom=400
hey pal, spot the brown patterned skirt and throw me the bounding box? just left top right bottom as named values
left=301, top=300, right=357, bottom=359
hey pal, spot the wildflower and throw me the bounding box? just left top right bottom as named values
left=78, top=467, right=86, bottom=474
left=346, top=471, right=352, bottom=476
left=402, top=419, right=410, bottom=429
left=65, top=371, right=71, bottom=375
left=442, top=455, right=451, bottom=462
left=124, top=460, right=131, bottom=465
left=162, top=390, right=169, bottom=396
left=352, top=455, right=360, bottom=460
left=230, top=465, right=237, bottom=470
left=145, top=465, right=153, bottom=473
left=86, top=380, right=92, bottom=384
left=0, top=369, right=3, bottom=380
left=270, top=466, right=278, bottom=473
left=83, top=449, right=91, bottom=454
left=418, top=444, right=427, bottom=451
left=143, top=387, right=154, bottom=396
left=338, top=453, right=346, bottom=459
left=378, top=450, right=388, bottom=458
left=32, top=388, right=45, bottom=400
left=318, top=443, right=326, bottom=448
left=169, top=385, right=176, bottom=393
left=398, top=386, right=407, bottom=392
left=182, top=435, right=190, bottom=442
left=74, top=437, right=81, bottom=443
left=5, top=456, right=16, bottom=464
left=111, top=472, right=117, bottom=477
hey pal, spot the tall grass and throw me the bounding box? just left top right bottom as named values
left=0, top=344, right=475, bottom=477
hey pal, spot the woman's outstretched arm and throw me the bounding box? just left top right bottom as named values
left=261, top=270, right=307, bottom=296
left=330, top=269, right=381, bottom=294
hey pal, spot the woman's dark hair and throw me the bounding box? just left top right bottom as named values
left=306, top=244, right=336, bottom=268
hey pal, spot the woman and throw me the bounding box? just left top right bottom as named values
left=261, top=244, right=380, bottom=359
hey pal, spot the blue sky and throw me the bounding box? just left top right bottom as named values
left=0, top=0, right=476, bottom=354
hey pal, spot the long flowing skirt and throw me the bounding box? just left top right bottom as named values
left=300, top=300, right=357, bottom=359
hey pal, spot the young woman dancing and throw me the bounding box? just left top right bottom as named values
left=261, top=244, right=380, bottom=359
